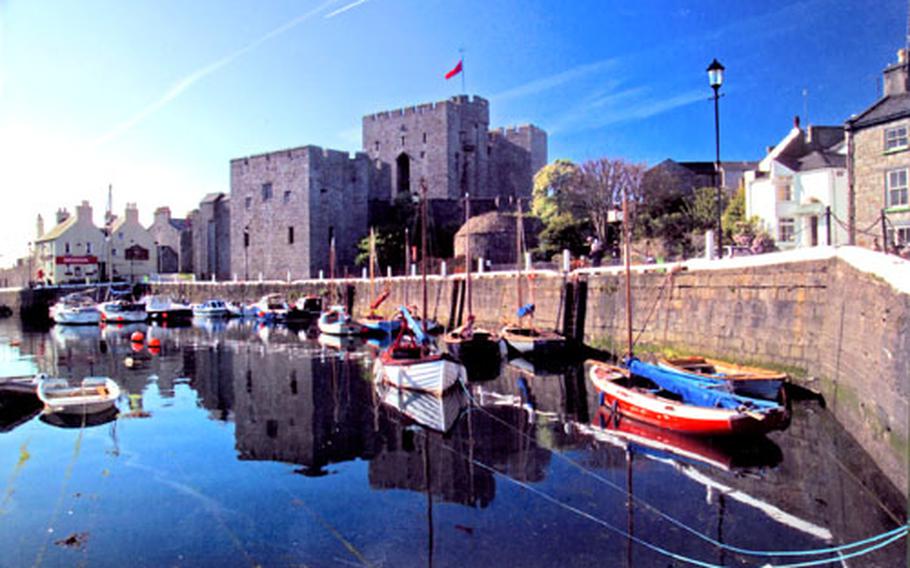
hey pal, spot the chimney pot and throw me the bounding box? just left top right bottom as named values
left=794, top=115, right=801, bottom=129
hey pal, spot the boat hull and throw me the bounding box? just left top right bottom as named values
left=99, top=302, right=148, bottom=323
left=363, top=318, right=402, bottom=336
left=586, top=360, right=786, bottom=436
left=500, top=326, right=566, bottom=358
left=37, top=377, right=120, bottom=415
left=374, top=354, right=466, bottom=396
left=53, top=308, right=101, bottom=325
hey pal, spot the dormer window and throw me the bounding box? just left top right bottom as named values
left=885, top=125, right=908, bottom=152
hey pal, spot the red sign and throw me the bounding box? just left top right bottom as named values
left=55, top=255, right=98, bottom=265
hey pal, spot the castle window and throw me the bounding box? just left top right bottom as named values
left=245, top=196, right=252, bottom=209
left=886, top=168, right=908, bottom=207
left=374, top=141, right=380, bottom=151
left=320, top=187, right=328, bottom=194
left=401, top=135, right=406, bottom=146
left=283, top=190, right=291, bottom=204
left=112, top=248, right=117, bottom=256
left=420, top=151, right=425, bottom=159
left=288, top=226, right=294, bottom=244
left=422, top=132, right=427, bottom=144
left=261, top=182, right=273, bottom=201
left=885, top=125, right=908, bottom=152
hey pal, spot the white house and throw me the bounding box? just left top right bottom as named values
left=108, top=203, right=158, bottom=282
left=34, top=201, right=106, bottom=284
left=744, top=118, right=849, bottom=249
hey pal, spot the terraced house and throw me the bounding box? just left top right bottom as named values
left=847, top=48, right=910, bottom=250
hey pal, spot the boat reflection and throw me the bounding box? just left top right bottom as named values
left=39, top=405, right=120, bottom=429
left=317, top=333, right=365, bottom=353
left=0, top=391, right=42, bottom=432
left=375, top=382, right=466, bottom=434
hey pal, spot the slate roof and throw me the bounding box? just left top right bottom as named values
left=168, top=218, right=188, bottom=231
left=35, top=216, right=77, bottom=243
left=847, top=92, right=910, bottom=130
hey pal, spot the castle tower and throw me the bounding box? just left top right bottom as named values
left=362, top=95, right=492, bottom=200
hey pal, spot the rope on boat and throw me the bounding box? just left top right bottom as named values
left=459, top=382, right=909, bottom=560
left=631, top=268, right=675, bottom=350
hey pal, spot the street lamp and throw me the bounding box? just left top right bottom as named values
left=707, top=58, right=725, bottom=258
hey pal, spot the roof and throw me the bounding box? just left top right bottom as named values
left=761, top=124, right=844, bottom=173
left=455, top=212, right=516, bottom=237
left=797, top=150, right=846, bottom=171
left=168, top=218, right=188, bottom=231
left=847, top=92, right=910, bottom=130
left=200, top=192, right=226, bottom=204
left=35, top=216, right=77, bottom=243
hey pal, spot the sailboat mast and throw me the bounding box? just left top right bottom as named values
left=330, top=236, right=337, bottom=304
left=516, top=198, right=524, bottom=309
left=421, top=179, right=429, bottom=339
left=623, top=192, right=633, bottom=358
left=465, top=193, right=472, bottom=317
left=369, top=227, right=376, bottom=305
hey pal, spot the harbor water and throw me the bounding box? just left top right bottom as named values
left=0, top=318, right=905, bottom=567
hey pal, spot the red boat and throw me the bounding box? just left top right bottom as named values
left=586, top=360, right=787, bottom=436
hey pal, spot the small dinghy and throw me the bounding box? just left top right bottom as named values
left=657, top=355, right=787, bottom=400
left=318, top=305, right=367, bottom=336
left=587, top=360, right=786, bottom=436
left=37, top=375, right=120, bottom=415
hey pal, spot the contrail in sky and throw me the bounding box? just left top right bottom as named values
left=94, top=0, right=369, bottom=146
left=325, top=0, right=370, bottom=19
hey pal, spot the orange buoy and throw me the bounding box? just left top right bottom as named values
left=130, top=331, right=145, bottom=343
left=148, top=346, right=161, bottom=356
left=148, top=337, right=162, bottom=349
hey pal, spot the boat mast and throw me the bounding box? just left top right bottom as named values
left=329, top=235, right=337, bottom=305
left=623, top=191, right=633, bottom=358
left=516, top=197, right=524, bottom=312
left=369, top=227, right=376, bottom=309
left=421, top=179, right=429, bottom=341
left=465, top=192, right=472, bottom=317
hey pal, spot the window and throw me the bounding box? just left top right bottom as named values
left=245, top=196, right=252, bottom=209
left=65, top=242, right=70, bottom=254
left=112, top=248, right=117, bottom=256
left=776, top=182, right=793, bottom=202
left=779, top=218, right=796, bottom=242
left=420, top=151, right=425, bottom=159
left=887, top=226, right=910, bottom=246
left=288, top=226, right=294, bottom=244
left=886, top=169, right=909, bottom=207
left=86, top=242, right=92, bottom=254
left=422, top=132, right=427, bottom=144
left=243, top=229, right=250, bottom=248
left=374, top=140, right=380, bottom=151
left=261, top=182, right=273, bottom=201
left=283, top=190, right=291, bottom=204
left=884, top=125, right=908, bottom=151
left=401, top=135, right=406, bottom=146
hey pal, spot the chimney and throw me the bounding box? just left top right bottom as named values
left=125, top=203, right=139, bottom=224
left=36, top=214, right=44, bottom=238
left=793, top=115, right=801, bottom=129
left=56, top=208, right=70, bottom=224
left=154, top=206, right=171, bottom=225
left=883, top=48, right=910, bottom=97
left=76, top=200, right=93, bottom=223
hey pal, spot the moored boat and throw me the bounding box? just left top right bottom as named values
left=192, top=299, right=232, bottom=318
left=37, top=375, right=121, bottom=415
left=586, top=359, right=786, bottom=436
left=499, top=325, right=565, bottom=358
left=376, top=379, right=467, bottom=433
left=99, top=300, right=148, bottom=323
left=51, top=293, right=101, bottom=325
left=657, top=355, right=787, bottom=400
left=317, top=305, right=366, bottom=336
left=253, top=293, right=291, bottom=322
left=143, top=295, right=193, bottom=322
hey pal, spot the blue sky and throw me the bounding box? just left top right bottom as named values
left=0, top=0, right=905, bottom=264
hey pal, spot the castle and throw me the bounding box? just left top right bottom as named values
left=225, top=95, right=547, bottom=281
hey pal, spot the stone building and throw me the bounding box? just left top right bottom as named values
left=846, top=48, right=910, bottom=249
left=34, top=201, right=105, bottom=285
left=229, top=147, right=369, bottom=280
left=148, top=207, right=193, bottom=274
left=226, top=95, right=547, bottom=281
left=108, top=204, right=158, bottom=283
left=453, top=211, right=542, bottom=267
left=643, top=159, right=757, bottom=198
left=191, top=193, right=231, bottom=281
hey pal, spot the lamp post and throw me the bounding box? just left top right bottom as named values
left=707, top=58, right=725, bottom=259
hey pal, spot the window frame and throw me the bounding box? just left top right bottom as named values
left=778, top=218, right=796, bottom=243
left=885, top=168, right=909, bottom=208
left=884, top=124, right=909, bottom=152
left=261, top=182, right=273, bottom=202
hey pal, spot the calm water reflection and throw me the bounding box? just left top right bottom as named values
left=0, top=319, right=905, bottom=567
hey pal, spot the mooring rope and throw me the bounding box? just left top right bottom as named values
left=459, top=382, right=909, bottom=560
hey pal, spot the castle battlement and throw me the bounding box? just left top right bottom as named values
left=231, top=145, right=365, bottom=168
left=363, top=95, right=489, bottom=121
left=490, top=124, right=546, bottom=138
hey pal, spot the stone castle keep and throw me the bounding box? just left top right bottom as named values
left=229, top=95, right=547, bottom=281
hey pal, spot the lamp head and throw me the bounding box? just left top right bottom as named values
left=707, top=58, right=725, bottom=88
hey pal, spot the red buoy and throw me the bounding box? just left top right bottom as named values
left=130, top=331, right=145, bottom=343
left=148, top=337, right=162, bottom=349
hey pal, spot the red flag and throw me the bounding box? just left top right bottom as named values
left=445, top=59, right=463, bottom=80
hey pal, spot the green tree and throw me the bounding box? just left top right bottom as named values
left=531, top=159, right=578, bottom=224
left=722, top=186, right=746, bottom=239
left=355, top=193, right=417, bottom=272
left=535, top=213, right=589, bottom=261
left=686, top=186, right=724, bottom=232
